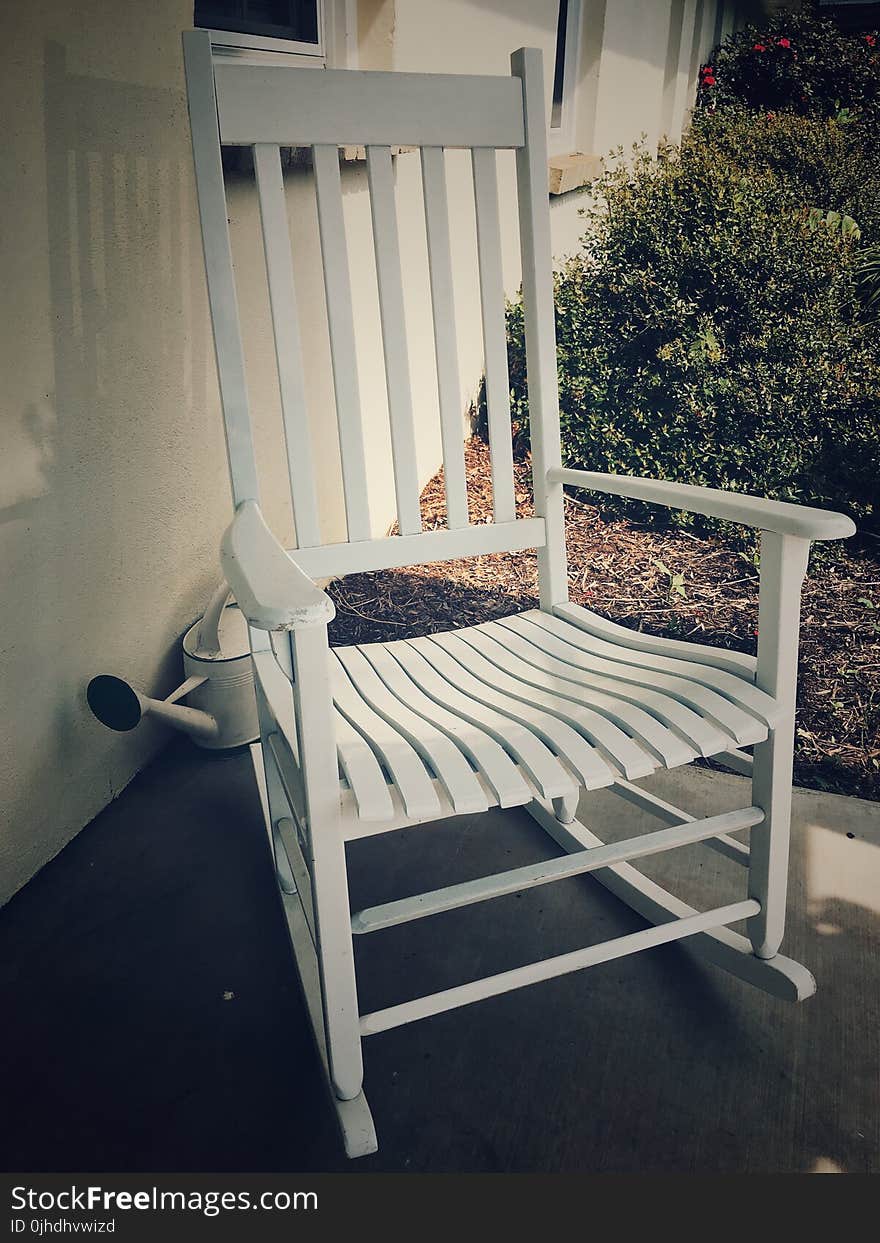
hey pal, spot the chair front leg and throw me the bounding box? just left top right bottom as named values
left=747, top=531, right=810, bottom=960
left=289, top=624, right=364, bottom=1101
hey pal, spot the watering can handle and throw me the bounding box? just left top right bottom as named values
left=194, top=579, right=233, bottom=657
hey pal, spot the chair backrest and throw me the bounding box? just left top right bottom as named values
left=183, top=30, right=566, bottom=601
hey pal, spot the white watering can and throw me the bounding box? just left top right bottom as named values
left=87, top=581, right=259, bottom=750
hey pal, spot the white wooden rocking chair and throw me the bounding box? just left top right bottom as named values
left=183, top=30, right=856, bottom=1158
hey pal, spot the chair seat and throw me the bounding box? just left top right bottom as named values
left=329, top=608, right=778, bottom=825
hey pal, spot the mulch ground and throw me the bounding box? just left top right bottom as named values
left=326, top=438, right=880, bottom=801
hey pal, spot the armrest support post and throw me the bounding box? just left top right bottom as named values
left=286, top=624, right=364, bottom=1101
left=755, top=532, right=809, bottom=703
left=748, top=531, right=810, bottom=960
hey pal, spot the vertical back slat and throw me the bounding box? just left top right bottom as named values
left=511, top=48, right=568, bottom=609
left=471, top=147, right=516, bottom=524
left=366, top=146, right=423, bottom=536
left=313, top=143, right=371, bottom=542
left=253, top=143, right=321, bottom=548
left=188, top=31, right=553, bottom=583
left=420, top=146, right=469, bottom=530
left=183, top=30, right=260, bottom=504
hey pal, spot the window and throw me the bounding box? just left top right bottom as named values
left=549, top=0, right=583, bottom=154
left=195, top=0, right=325, bottom=59
left=196, top=2, right=319, bottom=43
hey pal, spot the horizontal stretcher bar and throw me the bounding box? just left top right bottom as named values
left=351, top=806, right=763, bottom=936
left=718, top=748, right=754, bottom=776
left=608, top=780, right=752, bottom=866
left=359, top=898, right=759, bottom=1036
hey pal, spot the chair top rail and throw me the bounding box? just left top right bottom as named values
left=213, top=62, right=526, bottom=148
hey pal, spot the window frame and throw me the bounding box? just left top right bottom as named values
left=548, top=0, right=584, bottom=156
left=196, top=1, right=357, bottom=68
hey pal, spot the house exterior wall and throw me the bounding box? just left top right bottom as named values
left=1, top=0, right=736, bottom=904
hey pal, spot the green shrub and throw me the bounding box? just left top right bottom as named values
left=490, top=124, right=880, bottom=533
left=691, top=106, right=880, bottom=245
left=698, top=6, right=880, bottom=122
left=853, top=243, right=880, bottom=324
left=477, top=8, right=880, bottom=535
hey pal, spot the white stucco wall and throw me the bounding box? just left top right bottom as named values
left=1, top=0, right=731, bottom=904
left=1, top=0, right=229, bottom=905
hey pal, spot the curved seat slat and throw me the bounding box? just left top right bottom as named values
left=332, top=706, right=397, bottom=822
left=409, top=634, right=621, bottom=788
left=557, top=601, right=757, bottom=679
left=481, top=616, right=733, bottom=757
left=509, top=613, right=768, bottom=747
left=426, top=631, right=659, bottom=779
left=327, top=608, right=773, bottom=825
left=358, top=642, right=532, bottom=808
left=335, top=646, right=488, bottom=815
left=329, top=654, right=441, bottom=820
left=387, top=640, right=581, bottom=801
left=549, top=605, right=777, bottom=726
left=449, top=627, right=698, bottom=770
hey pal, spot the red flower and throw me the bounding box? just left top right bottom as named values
left=866, top=34, right=877, bottom=48
left=777, top=37, right=791, bottom=49
left=701, top=74, right=716, bottom=87
left=701, top=65, right=714, bottom=75
left=753, top=42, right=767, bottom=52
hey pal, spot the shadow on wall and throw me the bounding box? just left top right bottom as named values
left=0, top=38, right=223, bottom=902
left=3, top=42, right=212, bottom=526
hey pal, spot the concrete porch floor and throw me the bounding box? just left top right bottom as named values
left=1, top=738, right=877, bottom=1174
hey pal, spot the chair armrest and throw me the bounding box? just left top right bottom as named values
left=220, top=500, right=335, bottom=631
left=548, top=468, right=856, bottom=542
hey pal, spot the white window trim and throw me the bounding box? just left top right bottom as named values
left=549, top=0, right=584, bottom=156
left=323, top=0, right=358, bottom=69
left=199, top=1, right=357, bottom=68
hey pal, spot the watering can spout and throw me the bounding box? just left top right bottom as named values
left=87, top=674, right=220, bottom=744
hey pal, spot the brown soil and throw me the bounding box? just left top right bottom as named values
left=327, top=438, right=880, bottom=801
